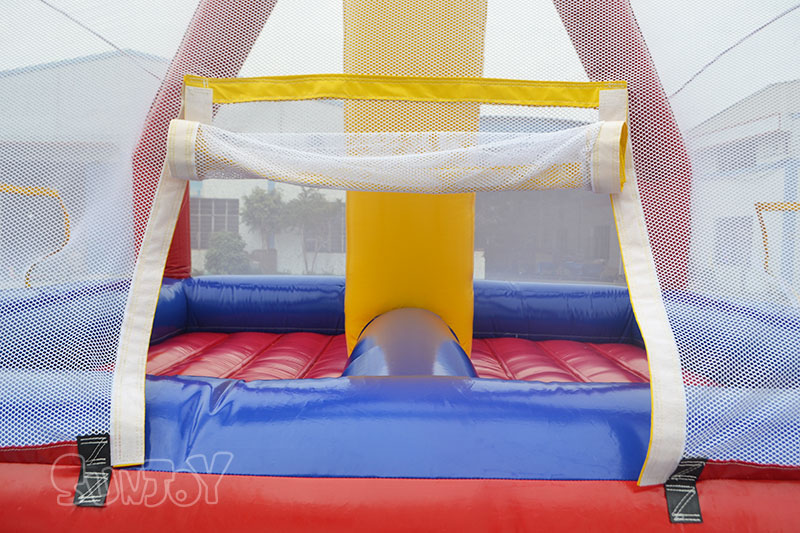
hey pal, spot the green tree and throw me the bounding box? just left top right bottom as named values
left=241, top=186, right=285, bottom=250
left=286, top=188, right=345, bottom=274
left=204, top=232, right=252, bottom=275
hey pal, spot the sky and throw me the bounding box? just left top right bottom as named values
left=1, top=0, right=798, bottom=129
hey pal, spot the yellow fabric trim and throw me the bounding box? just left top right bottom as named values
left=755, top=201, right=800, bottom=302
left=619, top=122, right=628, bottom=189
left=755, top=201, right=800, bottom=273
left=184, top=74, right=626, bottom=109
left=0, top=183, right=70, bottom=288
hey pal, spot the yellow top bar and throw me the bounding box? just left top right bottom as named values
left=184, top=74, right=626, bottom=109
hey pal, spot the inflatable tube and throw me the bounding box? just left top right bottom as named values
left=152, top=276, right=643, bottom=345
left=344, top=308, right=477, bottom=377
left=141, top=374, right=650, bottom=479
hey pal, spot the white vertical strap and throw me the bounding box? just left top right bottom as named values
left=184, top=86, right=213, bottom=124
left=167, top=87, right=212, bottom=181
left=603, top=88, right=688, bottom=485
left=598, top=89, right=628, bottom=122
left=110, top=163, right=186, bottom=466
left=592, top=120, right=626, bottom=194
left=166, top=120, right=200, bottom=182
left=109, top=91, right=209, bottom=466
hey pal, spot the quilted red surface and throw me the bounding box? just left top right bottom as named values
left=148, top=332, right=648, bottom=383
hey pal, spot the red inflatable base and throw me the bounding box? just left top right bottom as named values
left=2, top=464, right=798, bottom=532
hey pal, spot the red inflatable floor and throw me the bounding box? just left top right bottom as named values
left=147, top=332, right=649, bottom=382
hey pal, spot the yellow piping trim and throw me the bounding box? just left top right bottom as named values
left=619, top=122, right=628, bottom=189
left=755, top=201, right=800, bottom=302
left=184, top=74, right=626, bottom=108
left=0, top=183, right=70, bottom=288
left=755, top=201, right=800, bottom=274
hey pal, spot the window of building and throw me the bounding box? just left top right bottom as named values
left=714, top=216, right=752, bottom=266
left=715, top=139, right=756, bottom=172
left=190, top=198, right=239, bottom=249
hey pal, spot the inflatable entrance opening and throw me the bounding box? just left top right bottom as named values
left=1, top=0, right=799, bottom=529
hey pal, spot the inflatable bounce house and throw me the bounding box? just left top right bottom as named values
left=2, top=0, right=799, bottom=530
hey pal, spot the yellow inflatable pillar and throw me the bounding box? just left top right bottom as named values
left=343, top=0, right=487, bottom=355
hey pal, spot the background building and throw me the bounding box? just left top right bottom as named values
left=686, top=79, right=799, bottom=300
left=8, top=52, right=791, bottom=288
left=0, top=50, right=167, bottom=287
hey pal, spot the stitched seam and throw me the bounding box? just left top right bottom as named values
left=706, top=460, right=800, bottom=470
left=586, top=343, right=648, bottom=382
left=222, top=334, right=285, bottom=380
left=482, top=339, right=514, bottom=380
left=186, top=325, right=344, bottom=334
left=0, top=441, right=76, bottom=452
left=199, top=75, right=623, bottom=89
left=297, top=335, right=336, bottom=379
left=132, top=467, right=636, bottom=481
left=153, top=334, right=228, bottom=375
left=475, top=331, right=622, bottom=342
left=536, top=341, right=588, bottom=383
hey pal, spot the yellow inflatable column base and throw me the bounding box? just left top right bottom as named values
left=345, top=191, right=474, bottom=355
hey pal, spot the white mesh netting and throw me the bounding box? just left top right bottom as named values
left=0, top=0, right=280, bottom=452
left=1, top=0, right=797, bottom=479
left=628, top=1, right=800, bottom=466
left=556, top=0, right=800, bottom=469
left=168, top=119, right=618, bottom=193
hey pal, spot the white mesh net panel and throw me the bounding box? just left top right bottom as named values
left=628, top=1, right=800, bottom=467
left=0, top=0, right=279, bottom=454
left=168, top=119, right=618, bottom=193
left=2, top=0, right=797, bottom=480
left=0, top=7, right=167, bottom=450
